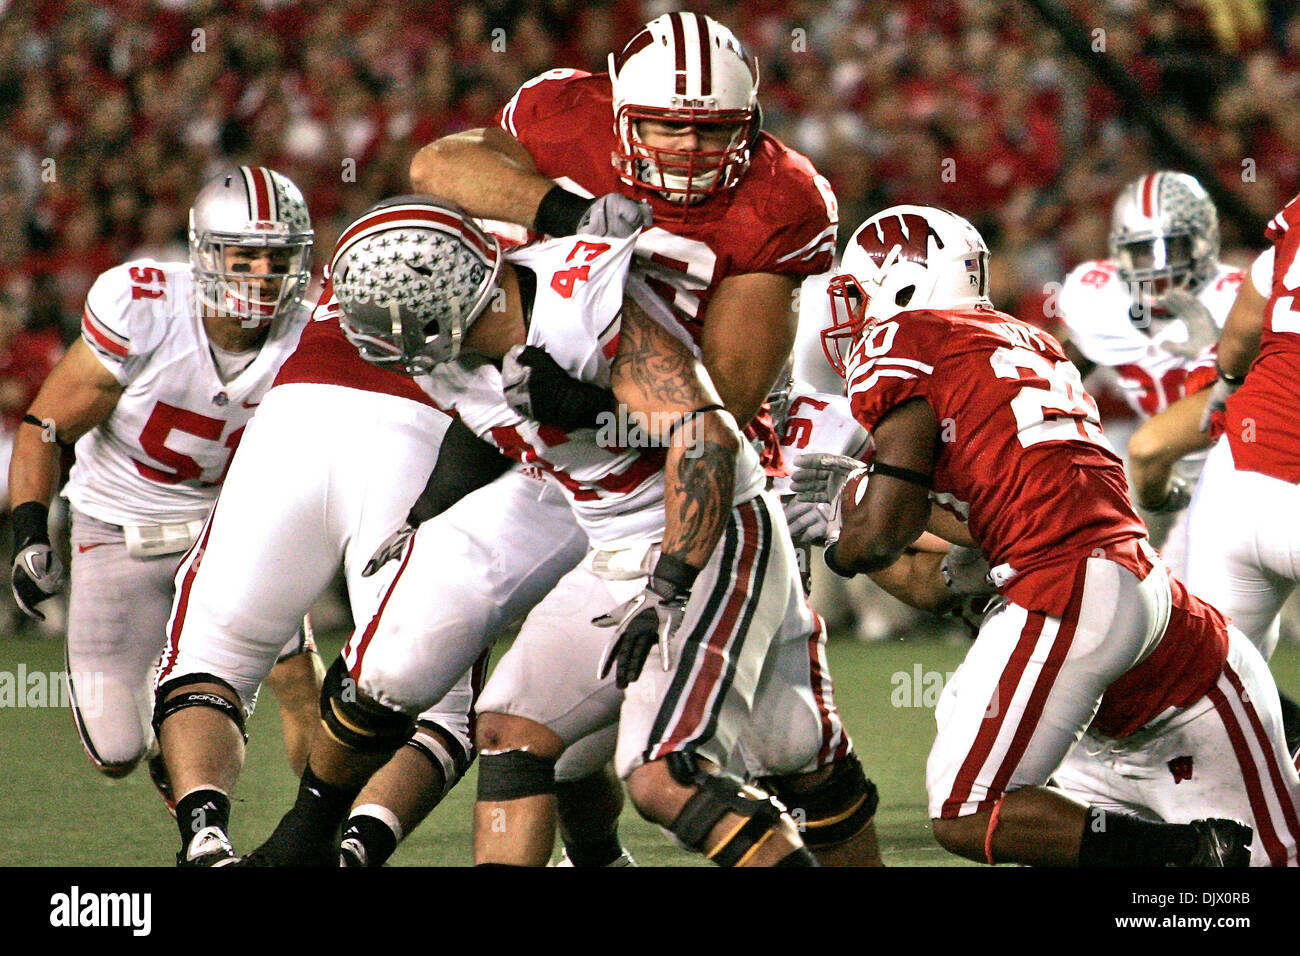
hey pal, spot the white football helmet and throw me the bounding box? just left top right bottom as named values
left=608, top=12, right=759, bottom=206
left=822, top=205, right=991, bottom=376
left=189, top=166, right=313, bottom=327
left=1110, top=171, right=1219, bottom=310
left=330, top=196, right=502, bottom=375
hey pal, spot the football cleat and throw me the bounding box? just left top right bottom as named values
left=177, top=826, right=237, bottom=867
left=551, top=848, right=638, bottom=867
left=1185, top=819, right=1252, bottom=867
left=147, top=752, right=178, bottom=819
left=339, top=837, right=367, bottom=867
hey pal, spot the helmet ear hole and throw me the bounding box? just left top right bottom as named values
left=423, top=318, right=441, bottom=337
left=895, top=285, right=915, bottom=308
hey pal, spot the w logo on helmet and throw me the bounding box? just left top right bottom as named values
left=854, top=213, right=944, bottom=271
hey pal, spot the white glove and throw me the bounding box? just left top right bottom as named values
left=939, top=546, right=995, bottom=597
left=1158, top=290, right=1218, bottom=358
left=362, top=523, right=415, bottom=578
left=1198, top=372, right=1241, bottom=433
left=575, top=193, right=653, bottom=239
left=11, top=543, right=65, bottom=621
left=790, top=453, right=868, bottom=547
left=783, top=496, right=833, bottom=546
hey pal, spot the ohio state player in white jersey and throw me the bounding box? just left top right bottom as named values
left=268, top=197, right=831, bottom=867
left=8, top=167, right=321, bottom=818
left=1057, top=171, right=1243, bottom=577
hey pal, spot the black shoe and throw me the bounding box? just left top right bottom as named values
left=1186, top=819, right=1252, bottom=867
left=177, top=827, right=237, bottom=867
left=238, top=809, right=338, bottom=867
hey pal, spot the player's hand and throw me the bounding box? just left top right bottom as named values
left=12, top=543, right=65, bottom=622
left=1143, top=476, right=1192, bottom=515
left=1158, top=290, right=1218, bottom=357
left=362, top=522, right=415, bottom=578
left=782, top=495, right=833, bottom=546
left=791, top=453, right=868, bottom=544
left=948, top=594, right=998, bottom=639
left=594, top=558, right=695, bottom=689
left=940, top=545, right=995, bottom=597
left=575, top=193, right=653, bottom=239
left=1198, top=368, right=1242, bottom=433
left=501, top=344, right=614, bottom=430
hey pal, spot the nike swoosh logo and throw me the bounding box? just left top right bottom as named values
left=241, top=400, right=260, bottom=409
left=77, top=543, right=107, bottom=553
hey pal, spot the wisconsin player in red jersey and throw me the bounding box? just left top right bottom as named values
left=817, top=205, right=1298, bottom=866
left=392, top=12, right=877, bottom=867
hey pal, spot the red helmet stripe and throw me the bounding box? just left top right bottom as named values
left=613, top=28, right=654, bottom=74
left=333, top=206, right=497, bottom=269
left=1140, top=173, right=1158, bottom=219
left=243, top=166, right=275, bottom=222
left=670, top=12, right=688, bottom=95
left=693, top=13, right=712, bottom=96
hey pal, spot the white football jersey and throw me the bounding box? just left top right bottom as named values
left=66, top=259, right=310, bottom=525
left=770, top=383, right=869, bottom=497
left=435, top=233, right=765, bottom=548
left=1059, top=259, right=1244, bottom=418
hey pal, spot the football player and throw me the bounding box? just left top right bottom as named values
left=812, top=204, right=1297, bottom=865
left=390, top=10, right=876, bottom=867
left=1057, top=171, right=1243, bottom=577
left=324, top=195, right=821, bottom=866
left=8, top=167, right=322, bottom=812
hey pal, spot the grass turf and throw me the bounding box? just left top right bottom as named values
left=2, top=626, right=1297, bottom=867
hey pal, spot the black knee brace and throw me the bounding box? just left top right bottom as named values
left=762, top=752, right=879, bottom=849
left=476, top=748, right=556, bottom=801
left=153, top=673, right=247, bottom=741
left=319, top=657, right=415, bottom=754
left=666, top=752, right=789, bottom=867
left=404, top=719, right=473, bottom=800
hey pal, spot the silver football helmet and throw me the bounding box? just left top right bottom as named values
left=330, top=196, right=502, bottom=375
left=1109, top=171, right=1219, bottom=311
left=189, top=166, right=314, bottom=327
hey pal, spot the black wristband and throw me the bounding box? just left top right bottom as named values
left=11, top=501, right=51, bottom=550
left=533, top=186, right=590, bottom=238
left=822, top=541, right=857, bottom=579
left=1215, top=362, right=1245, bottom=386
left=867, top=460, right=932, bottom=489
left=652, top=553, right=700, bottom=597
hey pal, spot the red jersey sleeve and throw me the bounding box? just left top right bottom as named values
left=496, top=69, right=594, bottom=143
left=843, top=315, right=944, bottom=432
left=731, top=138, right=838, bottom=278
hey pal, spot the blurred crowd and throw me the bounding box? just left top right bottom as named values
left=1, top=0, right=1298, bottom=347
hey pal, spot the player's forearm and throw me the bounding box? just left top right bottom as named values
left=926, top=504, right=977, bottom=547
left=8, top=424, right=63, bottom=510
left=409, top=129, right=553, bottom=228
left=1127, top=389, right=1212, bottom=509
left=1215, top=279, right=1268, bottom=379
left=868, top=550, right=953, bottom=614
left=660, top=411, right=739, bottom=570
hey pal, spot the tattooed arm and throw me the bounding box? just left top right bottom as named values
left=611, top=295, right=742, bottom=570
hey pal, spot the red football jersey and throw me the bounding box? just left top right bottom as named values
left=272, top=280, right=437, bottom=409
left=498, top=69, right=837, bottom=474
left=844, top=306, right=1147, bottom=617
left=1225, top=191, right=1300, bottom=482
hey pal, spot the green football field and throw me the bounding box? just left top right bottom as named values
left=2, top=625, right=1298, bottom=867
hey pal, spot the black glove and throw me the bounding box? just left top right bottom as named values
left=534, top=186, right=652, bottom=239
left=594, top=555, right=697, bottom=689
left=501, top=344, right=616, bottom=430
left=11, top=501, right=65, bottom=621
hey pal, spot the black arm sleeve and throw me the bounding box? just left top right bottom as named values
left=407, top=416, right=515, bottom=525
left=516, top=345, right=617, bottom=430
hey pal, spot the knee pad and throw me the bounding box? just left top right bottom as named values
left=665, top=752, right=789, bottom=867
left=476, top=748, right=556, bottom=801
left=319, top=657, right=415, bottom=754
left=762, top=752, right=879, bottom=849
left=404, top=719, right=473, bottom=800
left=153, top=673, right=247, bottom=741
